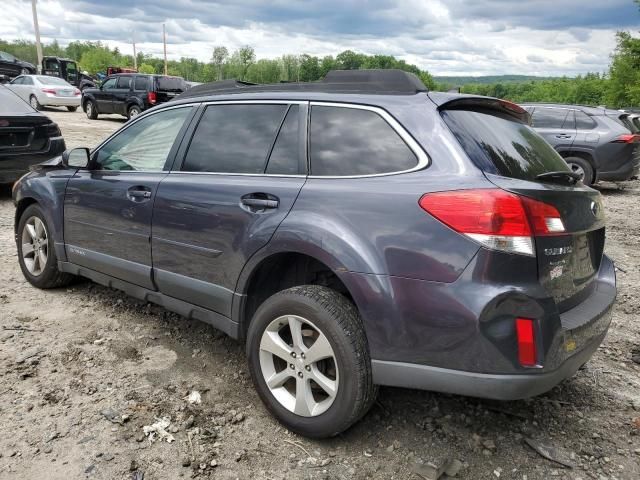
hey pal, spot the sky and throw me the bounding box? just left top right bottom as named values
left=2, top=0, right=639, bottom=76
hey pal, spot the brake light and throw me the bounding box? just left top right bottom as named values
left=612, top=134, right=640, bottom=143
left=515, top=318, right=537, bottom=367
left=147, top=91, right=157, bottom=104
left=73, top=88, right=81, bottom=96
left=44, top=122, right=61, bottom=137
left=41, top=88, right=56, bottom=95
left=418, top=189, right=565, bottom=256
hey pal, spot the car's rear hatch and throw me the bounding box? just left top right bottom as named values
left=154, top=76, right=186, bottom=103
left=434, top=94, right=606, bottom=313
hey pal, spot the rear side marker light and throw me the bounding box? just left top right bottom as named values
left=418, top=189, right=565, bottom=256
left=515, top=318, right=537, bottom=367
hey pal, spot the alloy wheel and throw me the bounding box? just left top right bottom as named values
left=86, top=102, right=92, bottom=117
left=259, top=315, right=339, bottom=417
left=21, top=216, right=48, bottom=276
left=30, top=96, right=38, bottom=109
left=569, top=163, right=585, bottom=181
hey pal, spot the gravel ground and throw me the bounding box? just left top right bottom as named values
left=0, top=107, right=639, bottom=480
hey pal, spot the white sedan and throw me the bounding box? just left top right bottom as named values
left=6, top=75, right=81, bottom=111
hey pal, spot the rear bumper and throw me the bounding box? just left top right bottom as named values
left=598, top=152, right=640, bottom=181
left=0, top=137, right=65, bottom=183
left=372, top=329, right=606, bottom=400
left=368, top=254, right=616, bottom=399
left=40, top=95, right=81, bottom=107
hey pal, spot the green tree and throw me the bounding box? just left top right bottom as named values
left=138, top=63, right=155, bottom=74
left=79, top=46, right=116, bottom=75
left=211, top=46, right=228, bottom=80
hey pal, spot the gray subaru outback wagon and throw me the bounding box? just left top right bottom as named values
left=12, top=70, right=616, bottom=438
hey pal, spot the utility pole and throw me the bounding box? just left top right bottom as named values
left=132, top=32, right=137, bottom=71
left=162, top=24, right=168, bottom=75
left=31, top=0, right=43, bottom=73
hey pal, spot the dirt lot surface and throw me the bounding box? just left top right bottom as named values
left=1, top=107, right=639, bottom=479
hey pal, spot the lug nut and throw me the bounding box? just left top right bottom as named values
left=290, top=352, right=296, bottom=358
left=297, top=372, right=303, bottom=378
left=301, top=353, right=305, bottom=359
left=305, top=365, right=311, bottom=371
left=290, top=364, right=295, bottom=369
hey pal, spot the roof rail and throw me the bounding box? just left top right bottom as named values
left=176, top=69, right=428, bottom=99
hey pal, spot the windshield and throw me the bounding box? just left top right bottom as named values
left=442, top=108, right=570, bottom=181
left=37, top=76, right=70, bottom=86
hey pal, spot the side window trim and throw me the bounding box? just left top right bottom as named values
left=263, top=105, right=291, bottom=172
left=89, top=105, right=198, bottom=173
left=170, top=100, right=309, bottom=177
left=307, top=101, right=429, bottom=179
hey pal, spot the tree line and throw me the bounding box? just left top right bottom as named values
left=1, top=29, right=638, bottom=107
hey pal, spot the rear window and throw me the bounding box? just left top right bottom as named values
left=156, top=76, right=186, bottom=92
left=37, top=76, right=68, bottom=86
left=441, top=109, right=570, bottom=181
left=575, top=111, right=596, bottom=130
left=0, top=87, right=34, bottom=114
left=116, top=76, right=132, bottom=89
left=134, top=76, right=148, bottom=91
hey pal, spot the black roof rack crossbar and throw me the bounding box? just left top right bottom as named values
left=176, top=69, right=428, bottom=99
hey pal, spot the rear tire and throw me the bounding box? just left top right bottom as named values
left=66, top=106, right=78, bottom=112
left=84, top=100, right=98, bottom=120
left=127, top=104, right=141, bottom=120
left=565, top=156, right=594, bottom=185
left=247, top=285, right=376, bottom=438
left=29, top=95, right=42, bottom=111
left=17, top=204, right=74, bottom=289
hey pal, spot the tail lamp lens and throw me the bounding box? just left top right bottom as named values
left=418, top=189, right=565, bottom=256
left=147, top=91, right=157, bottom=104
left=515, top=318, right=537, bottom=367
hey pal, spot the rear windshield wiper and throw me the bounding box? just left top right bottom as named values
left=535, top=171, right=581, bottom=185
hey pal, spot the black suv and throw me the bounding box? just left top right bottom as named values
left=0, top=85, right=64, bottom=185
left=13, top=70, right=616, bottom=438
left=0, top=51, right=36, bottom=79
left=81, top=74, right=186, bottom=120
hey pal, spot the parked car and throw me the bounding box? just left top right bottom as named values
left=521, top=103, right=640, bottom=184
left=0, top=85, right=65, bottom=185
left=7, top=75, right=81, bottom=111
left=81, top=74, right=186, bottom=120
left=13, top=70, right=616, bottom=438
left=41, top=56, right=96, bottom=91
left=0, top=51, right=36, bottom=78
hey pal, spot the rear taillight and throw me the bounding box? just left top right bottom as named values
left=74, top=88, right=81, bottom=96
left=44, top=122, right=61, bottom=137
left=612, top=134, right=640, bottom=143
left=147, top=91, right=157, bottom=104
left=515, top=318, right=537, bottom=367
left=418, top=189, right=565, bottom=256
left=41, top=88, right=56, bottom=95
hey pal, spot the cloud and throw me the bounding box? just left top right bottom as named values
left=1, top=0, right=636, bottom=76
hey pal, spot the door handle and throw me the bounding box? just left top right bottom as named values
left=240, top=193, right=279, bottom=212
left=555, top=134, right=572, bottom=139
left=127, top=186, right=152, bottom=202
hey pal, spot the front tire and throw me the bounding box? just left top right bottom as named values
left=17, top=204, right=74, bottom=289
left=29, top=95, right=42, bottom=111
left=565, top=156, right=594, bottom=185
left=247, top=285, right=376, bottom=438
left=84, top=100, right=98, bottom=119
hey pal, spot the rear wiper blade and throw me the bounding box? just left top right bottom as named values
left=535, top=171, right=581, bottom=184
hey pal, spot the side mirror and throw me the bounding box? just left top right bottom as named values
left=62, top=148, right=90, bottom=168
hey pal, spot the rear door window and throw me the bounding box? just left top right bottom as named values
left=309, top=105, right=418, bottom=176
left=441, top=109, right=570, bottom=181
left=265, top=105, right=302, bottom=175
left=575, top=111, right=596, bottom=130
left=530, top=107, right=569, bottom=129
left=182, top=104, right=287, bottom=173
left=116, top=76, right=132, bottom=89
left=134, top=76, right=149, bottom=91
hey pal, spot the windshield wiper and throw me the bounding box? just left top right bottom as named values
left=535, top=171, right=581, bottom=185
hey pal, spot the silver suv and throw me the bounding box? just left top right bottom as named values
left=521, top=103, right=640, bottom=184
